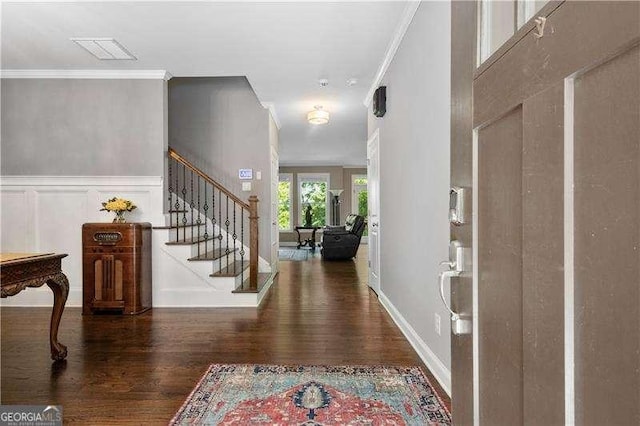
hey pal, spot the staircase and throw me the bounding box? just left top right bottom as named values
left=152, top=148, right=273, bottom=306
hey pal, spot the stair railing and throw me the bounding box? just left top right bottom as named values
left=167, top=147, right=259, bottom=290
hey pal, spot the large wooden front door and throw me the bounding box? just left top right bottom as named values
left=451, top=1, right=639, bottom=424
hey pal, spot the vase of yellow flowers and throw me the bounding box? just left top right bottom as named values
left=100, top=197, right=137, bottom=223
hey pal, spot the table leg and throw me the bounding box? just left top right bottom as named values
left=295, top=229, right=303, bottom=249
left=46, top=272, right=69, bottom=361
left=310, top=229, right=318, bottom=252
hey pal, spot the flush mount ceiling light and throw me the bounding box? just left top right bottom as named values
left=307, top=105, right=329, bottom=125
left=71, top=38, right=136, bottom=60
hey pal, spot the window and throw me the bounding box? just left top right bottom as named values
left=479, top=0, right=549, bottom=64
left=352, top=175, right=368, bottom=237
left=278, top=173, right=293, bottom=231
left=517, top=0, right=547, bottom=28
left=298, top=173, right=329, bottom=227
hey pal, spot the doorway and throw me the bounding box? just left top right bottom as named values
left=351, top=174, right=368, bottom=244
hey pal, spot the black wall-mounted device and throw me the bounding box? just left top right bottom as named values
left=373, top=86, right=386, bottom=117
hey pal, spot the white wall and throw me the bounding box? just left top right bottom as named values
left=367, top=1, right=452, bottom=392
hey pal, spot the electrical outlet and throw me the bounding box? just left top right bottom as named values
left=434, top=313, right=441, bottom=336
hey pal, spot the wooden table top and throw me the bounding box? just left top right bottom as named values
left=0, top=253, right=65, bottom=266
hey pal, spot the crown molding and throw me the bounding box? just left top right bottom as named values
left=363, top=1, right=420, bottom=107
left=261, top=102, right=282, bottom=130
left=0, top=69, right=172, bottom=80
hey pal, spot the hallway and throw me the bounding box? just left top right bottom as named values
left=1, top=247, right=450, bottom=424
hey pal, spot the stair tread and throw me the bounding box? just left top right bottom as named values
left=210, top=261, right=250, bottom=277
left=165, top=235, right=215, bottom=245
left=232, top=272, right=272, bottom=293
left=153, top=223, right=204, bottom=230
left=188, top=248, right=237, bottom=261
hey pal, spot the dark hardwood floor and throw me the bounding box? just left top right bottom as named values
left=1, top=246, right=450, bottom=424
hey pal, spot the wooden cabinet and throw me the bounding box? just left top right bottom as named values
left=82, top=223, right=152, bottom=315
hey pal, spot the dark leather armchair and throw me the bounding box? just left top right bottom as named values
left=321, top=214, right=366, bottom=260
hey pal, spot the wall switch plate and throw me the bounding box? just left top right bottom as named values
left=434, top=313, right=441, bottom=336
left=242, top=182, right=252, bottom=192
left=256, top=171, right=262, bottom=180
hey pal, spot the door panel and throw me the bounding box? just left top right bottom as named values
left=453, top=1, right=639, bottom=423
left=522, top=82, right=565, bottom=425
left=474, top=1, right=639, bottom=127
left=477, top=107, right=523, bottom=425
left=573, top=44, right=639, bottom=426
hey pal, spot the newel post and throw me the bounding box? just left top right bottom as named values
left=248, top=195, right=259, bottom=291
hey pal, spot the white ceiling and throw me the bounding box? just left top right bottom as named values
left=1, top=1, right=410, bottom=166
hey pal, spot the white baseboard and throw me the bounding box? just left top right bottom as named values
left=378, top=291, right=452, bottom=396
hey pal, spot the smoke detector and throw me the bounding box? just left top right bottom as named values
left=318, top=79, right=329, bottom=87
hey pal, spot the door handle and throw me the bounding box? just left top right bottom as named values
left=437, top=240, right=472, bottom=335
left=439, top=270, right=461, bottom=320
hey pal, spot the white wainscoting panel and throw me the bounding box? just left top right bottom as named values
left=0, top=190, right=31, bottom=252
left=0, top=176, right=164, bottom=307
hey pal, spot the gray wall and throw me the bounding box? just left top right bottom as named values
left=1, top=79, right=166, bottom=176
left=367, top=2, right=452, bottom=369
left=169, top=77, right=273, bottom=263
left=278, top=165, right=366, bottom=243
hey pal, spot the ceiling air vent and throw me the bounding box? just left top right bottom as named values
left=71, top=38, right=136, bottom=60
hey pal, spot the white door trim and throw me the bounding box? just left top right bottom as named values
left=472, top=129, right=480, bottom=426
left=563, top=75, right=576, bottom=426
left=270, top=145, right=279, bottom=272
left=367, top=129, right=381, bottom=294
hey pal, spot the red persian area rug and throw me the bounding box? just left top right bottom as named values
left=170, top=364, right=451, bottom=425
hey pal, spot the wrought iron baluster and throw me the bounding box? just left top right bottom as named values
left=233, top=201, right=237, bottom=274
left=174, top=158, right=180, bottom=242
left=190, top=169, right=194, bottom=243
left=203, top=184, right=209, bottom=256
left=211, top=186, right=220, bottom=265
left=225, top=195, right=230, bottom=273
left=218, top=188, right=222, bottom=271
left=240, top=208, right=245, bottom=285
left=196, top=176, right=201, bottom=257
left=182, top=163, right=187, bottom=242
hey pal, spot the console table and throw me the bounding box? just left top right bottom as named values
left=0, top=253, right=69, bottom=361
left=294, top=226, right=321, bottom=251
